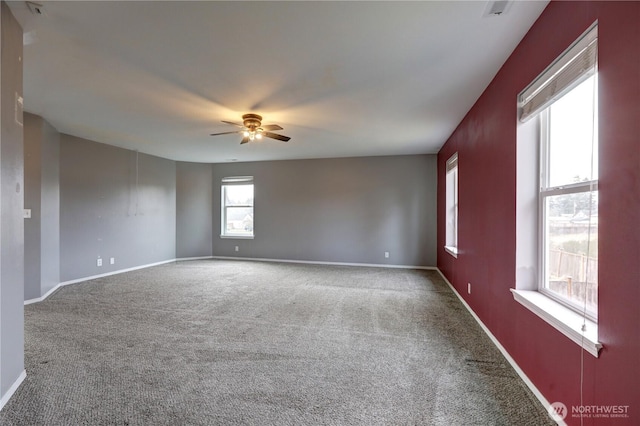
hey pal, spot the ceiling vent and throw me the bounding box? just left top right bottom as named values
left=26, top=1, right=45, bottom=16
left=484, top=1, right=512, bottom=17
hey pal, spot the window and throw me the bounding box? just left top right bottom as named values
left=514, top=23, right=599, bottom=337
left=445, top=153, right=458, bottom=257
left=539, top=76, right=598, bottom=319
left=221, top=176, right=254, bottom=238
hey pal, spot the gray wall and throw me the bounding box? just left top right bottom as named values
left=212, top=155, right=437, bottom=266
left=60, top=135, right=176, bottom=282
left=24, top=114, right=42, bottom=300
left=0, top=0, right=24, bottom=400
left=40, top=119, right=61, bottom=295
left=176, top=162, right=213, bottom=258
left=24, top=113, right=60, bottom=300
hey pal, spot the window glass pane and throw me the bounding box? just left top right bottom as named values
left=225, top=185, right=253, bottom=206
left=543, top=192, right=598, bottom=315
left=225, top=207, right=253, bottom=235
left=445, top=166, right=458, bottom=248
left=548, top=76, right=598, bottom=188
left=222, top=182, right=254, bottom=236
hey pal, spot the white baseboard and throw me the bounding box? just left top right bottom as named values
left=58, top=259, right=178, bottom=287
left=25, top=259, right=179, bottom=305
left=211, top=255, right=436, bottom=270
left=25, top=256, right=433, bottom=306
left=0, top=370, right=26, bottom=412
left=24, top=282, right=62, bottom=305
left=24, top=256, right=220, bottom=305
left=175, top=256, right=214, bottom=261
left=435, top=269, right=563, bottom=426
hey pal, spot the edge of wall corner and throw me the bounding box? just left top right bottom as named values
left=0, top=370, right=26, bottom=412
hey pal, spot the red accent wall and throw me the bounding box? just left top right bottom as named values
left=437, top=2, right=640, bottom=425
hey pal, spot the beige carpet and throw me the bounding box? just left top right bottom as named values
left=0, top=260, right=554, bottom=425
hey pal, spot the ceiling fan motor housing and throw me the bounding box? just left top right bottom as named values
left=242, top=113, right=262, bottom=130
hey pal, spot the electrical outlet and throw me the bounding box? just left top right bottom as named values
left=97, top=258, right=102, bottom=267
left=235, top=246, right=239, bottom=252
left=468, top=283, right=471, bottom=294
left=384, top=251, right=390, bottom=258
left=23, top=209, right=31, bottom=218
left=110, top=257, right=115, bottom=265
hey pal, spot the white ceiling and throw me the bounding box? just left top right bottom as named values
left=9, top=1, right=547, bottom=163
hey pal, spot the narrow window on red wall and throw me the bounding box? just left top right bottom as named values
left=519, top=24, right=598, bottom=320
left=445, top=153, right=458, bottom=258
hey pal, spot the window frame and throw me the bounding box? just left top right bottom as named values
left=512, top=23, right=601, bottom=357
left=444, top=153, right=459, bottom=257
left=538, top=107, right=599, bottom=321
left=220, top=176, right=255, bottom=239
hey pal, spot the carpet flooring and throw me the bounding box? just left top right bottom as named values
left=0, top=260, right=554, bottom=425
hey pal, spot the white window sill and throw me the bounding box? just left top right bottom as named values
left=220, top=235, right=254, bottom=240
left=511, top=289, right=601, bottom=357
left=444, top=246, right=458, bottom=258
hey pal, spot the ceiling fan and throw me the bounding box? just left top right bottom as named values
left=210, top=114, right=291, bottom=144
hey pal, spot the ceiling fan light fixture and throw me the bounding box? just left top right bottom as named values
left=210, top=113, right=291, bottom=144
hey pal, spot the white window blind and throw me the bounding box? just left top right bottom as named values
left=519, top=24, right=597, bottom=122
left=222, top=176, right=253, bottom=185
left=446, top=153, right=458, bottom=173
